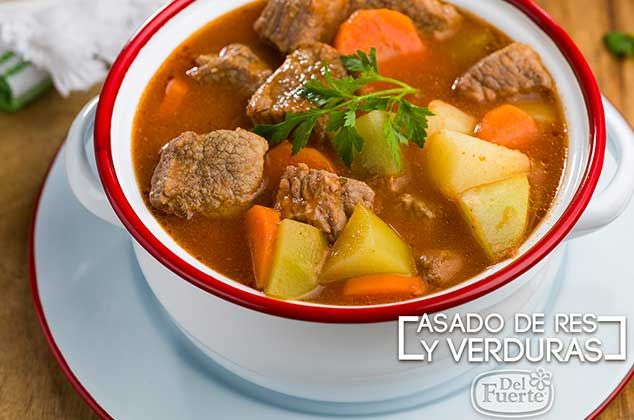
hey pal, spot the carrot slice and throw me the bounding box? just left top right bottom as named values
left=159, top=77, right=189, bottom=116
left=245, top=205, right=281, bottom=290
left=264, top=142, right=336, bottom=188
left=477, top=104, right=539, bottom=149
left=334, top=9, right=426, bottom=64
left=342, top=275, right=428, bottom=298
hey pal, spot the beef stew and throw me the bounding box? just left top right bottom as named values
left=132, top=0, right=567, bottom=306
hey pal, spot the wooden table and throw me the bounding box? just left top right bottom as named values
left=0, top=1, right=632, bottom=419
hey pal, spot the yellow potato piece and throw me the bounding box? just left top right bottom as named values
left=458, top=175, right=530, bottom=261
left=265, top=219, right=328, bottom=300
left=424, top=129, right=531, bottom=199
left=320, top=205, right=416, bottom=284
left=427, top=100, right=477, bottom=137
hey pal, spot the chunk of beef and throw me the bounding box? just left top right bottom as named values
left=417, top=249, right=464, bottom=285
left=247, top=42, right=347, bottom=124
left=348, top=0, right=462, bottom=40
left=254, top=0, right=349, bottom=53
left=454, top=43, right=553, bottom=103
left=186, top=44, right=272, bottom=96
left=150, top=129, right=269, bottom=218
left=275, top=164, right=375, bottom=241
left=341, top=177, right=377, bottom=216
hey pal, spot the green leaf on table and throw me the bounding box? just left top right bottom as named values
left=604, top=31, right=634, bottom=58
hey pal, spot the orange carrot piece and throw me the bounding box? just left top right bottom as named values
left=159, top=77, right=189, bottom=116
left=342, top=275, right=428, bottom=298
left=264, top=142, right=336, bottom=188
left=245, top=206, right=281, bottom=290
left=334, top=9, right=426, bottom=64
left=477, top=104, right=539, bottom=149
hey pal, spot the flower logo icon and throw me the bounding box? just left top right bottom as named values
left=529, top=368, right=553, bottom=391
left=472, top=369, right=555, bottom=417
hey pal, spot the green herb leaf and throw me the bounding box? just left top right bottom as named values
left=341, top=48, right=379, bottom=75
left=334, top=126, right=364, bottom=166
left=291, top=114, right=319, bottom=155
left=359, top=97, right=390, bottom=112
left=395, top=101, right=433, bottom=148
left=383, top=118, right=403, bottom=171
left=253, top=113, right=308, bottom=145
left=301, top=80, right=342, bottom=106
left=326, top=110, right=347, bottom=132
left=254, top=49, right=430, bottom=166
left=344, top=104, right=357, bottom=127
left=604, top=31, right=634, bottom=58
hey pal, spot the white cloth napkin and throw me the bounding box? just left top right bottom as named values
left=0, top=0, right=167, bottom=96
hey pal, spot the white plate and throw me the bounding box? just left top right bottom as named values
left=31, top=109, right=633, bottom=419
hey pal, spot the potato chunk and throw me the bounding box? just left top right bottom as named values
left=427, top=100, right=477, bottom=137
left=458, top=175, right=530, bottom=261
left=265, top=219, right=328, bottom=300
left=353, top=110, right=404, bottom=177
left=320, top=205, right=416, bottom=284
left=424, top=129, right=531, bottom=199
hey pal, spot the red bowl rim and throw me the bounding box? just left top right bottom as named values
left=93, top=0, right=605, bottom=324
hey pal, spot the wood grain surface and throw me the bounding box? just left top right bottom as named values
left=0, top=1, right=632, bottom=419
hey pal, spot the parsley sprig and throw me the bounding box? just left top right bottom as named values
left=253, top=49, right=432, bottom=168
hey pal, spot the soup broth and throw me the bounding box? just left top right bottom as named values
left=132, top=1, right=567, bottom=305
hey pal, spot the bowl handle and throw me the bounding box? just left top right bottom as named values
left=65, top=97, right=123, bottom=228
left=569, top=99, right=634, bottom=239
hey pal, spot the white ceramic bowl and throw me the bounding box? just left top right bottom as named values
left=64, top=0, right=634, bottom=409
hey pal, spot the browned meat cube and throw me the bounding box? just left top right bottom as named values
left=341, top=177, right=377, bottom=216
left=417, top=249, right=464, bottom=285
left=454, top=43, right=554, bottom=103
left=247, top=42, right=347, bottom=124
left=348, top=0, right=462, bottom=40
left=275, top=164, right=375, bottom=242
left=254, top=0, right=349, bottom=53
left=186, top=44, right=272, bottom=97
left=150, top=129, right=269, bottom=219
